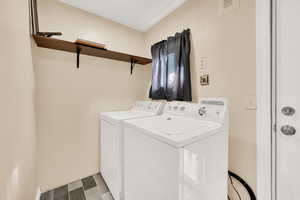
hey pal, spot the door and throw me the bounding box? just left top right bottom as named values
left=275, top=0, right=300, bottom=199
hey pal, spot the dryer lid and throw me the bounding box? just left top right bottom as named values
left=101, top=111, right=156, bottom=125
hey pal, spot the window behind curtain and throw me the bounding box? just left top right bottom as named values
left=149, top=29, right=192, bottom=101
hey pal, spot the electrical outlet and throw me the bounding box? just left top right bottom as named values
left=199, top=57, right=207, bottom=70
left=244, top=95, right=257, bottom=110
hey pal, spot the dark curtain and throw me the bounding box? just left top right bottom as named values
left=149, top=29, right=192, bottom=101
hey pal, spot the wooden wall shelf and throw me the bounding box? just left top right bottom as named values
left=32, top=35, right=152, bottom=70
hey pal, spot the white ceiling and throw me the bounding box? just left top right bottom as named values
left=59, top=0, right=187, bottom=32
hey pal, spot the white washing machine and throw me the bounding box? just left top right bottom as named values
left=123, top=99, right=228, bottom=200
left=100, top=101, right=164, bottom=200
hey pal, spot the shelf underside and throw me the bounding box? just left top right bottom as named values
left=33, top=35, right=152, bottom=65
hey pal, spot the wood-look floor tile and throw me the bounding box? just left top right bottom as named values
left=84, top=186, right=102, bottom=200
left=69, top=180, right=83, bottom=192
left=41, top=173, right=111, bottom=200
left=93, top=174, right=109, bottom=194
left=82, top=176, right=97, bottom=191
left=54, top=185, right=69, bottom=200
left=40, top=190, right=54, bottom=200
left=70, top=187, right=86, bottom=200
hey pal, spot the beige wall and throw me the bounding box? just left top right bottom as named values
left=35, top=0, right=256, bottom=194
left=145, top=0, right=256, bottom=192
left=0, top=0, right=37, bottom=200
left=34, top=0, right=151, bottom=191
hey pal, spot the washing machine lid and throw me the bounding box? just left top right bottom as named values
left=124, top=115, right=222, bottom=148
left=101, top=111, right=156, bottom=125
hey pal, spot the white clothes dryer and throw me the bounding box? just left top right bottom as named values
left=100, top=101, right=164, bottom=200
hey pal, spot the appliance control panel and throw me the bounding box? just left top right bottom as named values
left=198, top=99, right=227, bottom=123
left=164, top=102, right=194, bottom=116
left=131, top=101, right=164, bottom=114
left=163, top=99, right=227, bottom=123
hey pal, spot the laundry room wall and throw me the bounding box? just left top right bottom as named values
left=0, top=0, right=37, bottom=200
left=144, top=0, right=256, bottom=193
left=35, top=0, right=256, bottom=194
left=34, top=0, right=151, bottom=191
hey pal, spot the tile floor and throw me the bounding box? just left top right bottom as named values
left=40, top=173, right=113, bottom=200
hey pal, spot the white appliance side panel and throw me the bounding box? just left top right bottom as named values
left=124, top=126, right=180, bottom=200
left=183, top=132, right=228, bottom=200
left=100, top=120, right=121, bottom=200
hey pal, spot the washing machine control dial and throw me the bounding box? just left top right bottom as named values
left=198, top=107, right=207, bottom=117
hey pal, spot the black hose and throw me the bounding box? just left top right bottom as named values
left=228, top=171, right=256, bottom=200
left=229, top=173, right=241, bottom=200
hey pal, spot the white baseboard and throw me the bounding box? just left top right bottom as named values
left=35, top=187, right=41, bottom=200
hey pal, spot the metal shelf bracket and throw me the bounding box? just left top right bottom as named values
left=77, top=47, right=81, bottom=69
left=131, top=59, right=136, bottom=75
